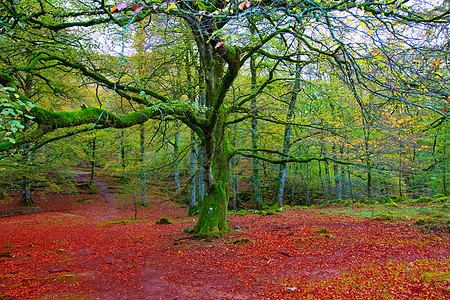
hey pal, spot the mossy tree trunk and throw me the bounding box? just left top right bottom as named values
left=192, top=110, right=231, bottom=236
left=185, top=13, right=241, bottom=235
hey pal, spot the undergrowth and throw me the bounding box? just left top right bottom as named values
left=313, top=195, right=450, bottom=231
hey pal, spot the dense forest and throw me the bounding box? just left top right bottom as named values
left=0, top=0, right=449, bottom=236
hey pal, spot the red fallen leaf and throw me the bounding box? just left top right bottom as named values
left=444, top=107, right=448, bottom=113
left=134, top=6, right=144, bottom=13
left=132, top=3, right=138, bottom=10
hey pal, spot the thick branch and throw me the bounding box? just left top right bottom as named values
left=234, top=149, right=361, bottom=167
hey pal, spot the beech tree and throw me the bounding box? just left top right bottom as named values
left=0, top=0, right=449, bottom=236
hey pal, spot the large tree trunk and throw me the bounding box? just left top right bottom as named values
left=192, top=110, right=230, bottom=236
left=187, top=16, right=241, bottom=236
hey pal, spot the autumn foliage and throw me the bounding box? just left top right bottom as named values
left=1, top=173, right=449, bottom=299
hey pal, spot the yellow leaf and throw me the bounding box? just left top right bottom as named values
left=110, top=4, right=117, bottom=12
left=238, top=1, right=246, bottom=10
left=166, top=2, right=176, bottom=12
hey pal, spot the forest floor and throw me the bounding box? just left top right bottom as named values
left=1, top=171, right=450, bottom=299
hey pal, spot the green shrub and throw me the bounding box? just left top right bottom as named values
left=315, top=227, right=330, bottom=234
left=342, top=200, right=353, bottom=207
left=156, top=217, right=173, bottom=224
left=223, top=238, right=253, bottom=245
left=414, top=218, right=428, bottom=226
left=373, top=214, right=393, bottom=221
left=415, top=197, right=433, bottom=203
left=384, top=201, right=399, bottom=208
left=431, top=197, right=449, bottom=204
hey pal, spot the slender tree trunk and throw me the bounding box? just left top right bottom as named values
left=185, top=41, right=197, bottom=208
left=174, top=122, right=181, bottom=198
left=363, top=121, right=372, bottom=200
left=321, top=143, right=333, bottom=200
left=198, top=146, right=205, bottom=204
left=88, top=137, right=96, bottom=189
left=347, top=165, right=353, bottom=200
left=120, top=131, right=126, bottom=182
left=318, top=160, right=325, bottom=198
left=290, top=164, right=298, bottom=204
left=332, top=144, right=341, bottom=199
left=305, top=163, right=310, bottom=206
left=197, top=68, right=205, bottom=205
left=231, top=156, right=238, bottom=210
left=230, top=127, right=239, bottom=210
left=20, top=124, right=33, bottom=205
left=20, top=129, right=33, bottom=206
left=139, top=123, right=147, bottom=205
left=190, top=132, right=197, bottom=207
left=340, top=145, right=346, bottom=200
left=398, top=140, right=403, bottom=197
left=325, top=160, right=332, bottom=200
left=250, top=54, right=263, bottom=209
left=275, top=54, right=301, bottom=207
left=19, top=74, right=34, bottom=206
left=443, top=132, right=447, bottom=196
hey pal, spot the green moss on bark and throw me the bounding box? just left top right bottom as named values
left=192, top=109, right=231, bottom=237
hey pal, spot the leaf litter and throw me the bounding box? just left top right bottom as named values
left=1, top=175, right=449, bottom=299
